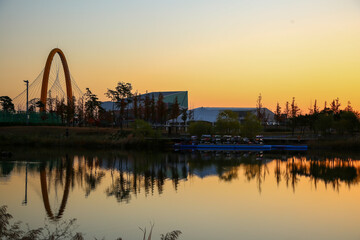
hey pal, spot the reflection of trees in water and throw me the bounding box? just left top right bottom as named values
left=83, top=156, right=106, bottom=197
left=105, top=152, right=188, bottom=203
left=188, top=152, right=268, bottom=192
left=186, top=152, right=360, bottom=193
left=282, top=157, right=360, bottom=191
left=2, top=151, right=360, bottom=212
left=243, top=162, right=269, bottom=193
left=0, top=162, right=15, bottom=177
left=79, top=152, right=360, bottom=196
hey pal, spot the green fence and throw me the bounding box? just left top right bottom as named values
left=0, top=111, right=62, bottom=125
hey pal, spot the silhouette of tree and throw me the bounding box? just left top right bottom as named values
left=47, top=90, right=55, bottom=113
left=344, top=101, right=353, bottom=112
left=333, top=111, right=359, bottom=135
left=170, top=97, right=180, bottom=124
left=240, top=112, right=263, bottom=138
left=0, top=96, right=15, bottom=112
left=314, top=113, right=333, bottom=135
left=156, top=93, right=167, bottom=124
left=284, top=101, right=290, bottom=119
left=330, top=97, right=341, bottom=114
left=106, top=82, right=133, bottom=128
left=181, top=108, right=188, bottom=128
left=84, top=88, right=102, bottom=125
left=290, top=97, right=300, bottom=118
left=133, top=93, right=139, bottom=119
left=144, top=94, right=151, bottom=122
left=105, top=88, right=119, bottom=125
left=323, top=101, right=329, bottom=112
left=76, top=97, right=85, bottom=126
left=290, top=97, right=300, bottom=135
left=274, top=102, right=282, bottom=124
left=66, top=96, right=76, bottom=125
left=309, top=99, right=319, bottom=114
left=215, top=110, right=240, bottom=135
left=256, top=93, right=267, bottom=122
left=56, top=97, right=67, bottom=124
left=188, top=121, right=213, bottom=138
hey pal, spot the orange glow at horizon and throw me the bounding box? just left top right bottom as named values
left=0, top=0, right=359, bottom=113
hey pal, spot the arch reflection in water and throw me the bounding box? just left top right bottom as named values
left=39, top=155, right=73, bottom=221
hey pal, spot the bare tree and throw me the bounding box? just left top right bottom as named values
left=330, top=97, right=341, bottom=114
left=274, top=102, right=282, bottom=124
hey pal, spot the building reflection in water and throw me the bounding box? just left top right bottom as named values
left=1, top=151, right=360, bottom=221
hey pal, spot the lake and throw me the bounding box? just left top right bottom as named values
left=1, top=149, right=360, bottom=240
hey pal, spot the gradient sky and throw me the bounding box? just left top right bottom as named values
left=0, top=0, right=359, bottom=112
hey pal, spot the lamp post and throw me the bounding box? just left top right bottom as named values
left=22, top=163, right=28, bottom=206
left=24, top=80, right=29, bottom=125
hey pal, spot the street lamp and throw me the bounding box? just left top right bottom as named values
left=24, top=80, right=29, bottom=125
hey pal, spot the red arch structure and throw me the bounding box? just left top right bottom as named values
left=40, top=48, right=73, bottom=112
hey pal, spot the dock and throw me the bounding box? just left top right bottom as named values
left=174, top=144, right=307, bottom=151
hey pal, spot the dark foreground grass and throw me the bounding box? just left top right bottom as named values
left=308, top=137, right=360, bottom=151
left=0, top=126, right=170, bottom=150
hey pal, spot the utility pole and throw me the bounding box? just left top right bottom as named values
left=24, top=80, right=29, bottom=125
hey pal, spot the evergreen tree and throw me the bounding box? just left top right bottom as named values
left=84, top=88, right=102, bottom=125
left=330, top=97, right=341, bottom=114
left=345, top=101, right=353, bottom=112
left=290, top=97, right=300, bottom=118
left=181, top=108, right=188, bottom=126
left=323, top=101, right=328, bottom=111
left=66, top=96, right=76, bottom=125
left=313, top=99, right=319, bottom=114
left=56, top=97, right=67, bottom=124
left=171, top=97, right=180, bottom=123
left=144, top=94, right=151, bottom=122
left=290, top=97, right=300, bottom=135
left=156, top=93, right=167, bottom=124
left=151, top=95, right=156, bottom=123
left=274, top=102, right=282, bottom=124
left=256, top=93, right=267, bottom=122
left=284, top=101, right=290, bottom=119
left=133, top=93, right=139, bottom=119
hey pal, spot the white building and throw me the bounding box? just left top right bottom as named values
left=177, top=107, right=275, bottom=125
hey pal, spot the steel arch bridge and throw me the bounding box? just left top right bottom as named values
left=13, top=48, right=83, bottom=112
left=40, top=48, right=73, bottom=112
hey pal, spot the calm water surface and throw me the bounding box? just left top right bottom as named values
left=1, top=149, right=360, bottom=240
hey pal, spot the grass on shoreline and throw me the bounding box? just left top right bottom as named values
left=0, top=126, right=169, bottom=150
left=308, top=137, right=360, bottom=151
left=1, top=126, right=360, bottom=151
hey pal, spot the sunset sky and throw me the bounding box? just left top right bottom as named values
left=0, top=0, right=359, bottom=112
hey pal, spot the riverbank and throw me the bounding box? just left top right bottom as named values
left=1, top=126, right=359, bottom=151
left=307, top=138, right=360, bottom=151
left=0, top=126, right=170, bottom=150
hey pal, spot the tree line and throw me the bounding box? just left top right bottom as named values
left=188, top=110, right=263, bottom=139
left=0, top=82, right=187, bottom=127
left=274, top=97, right=360, bottom=136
